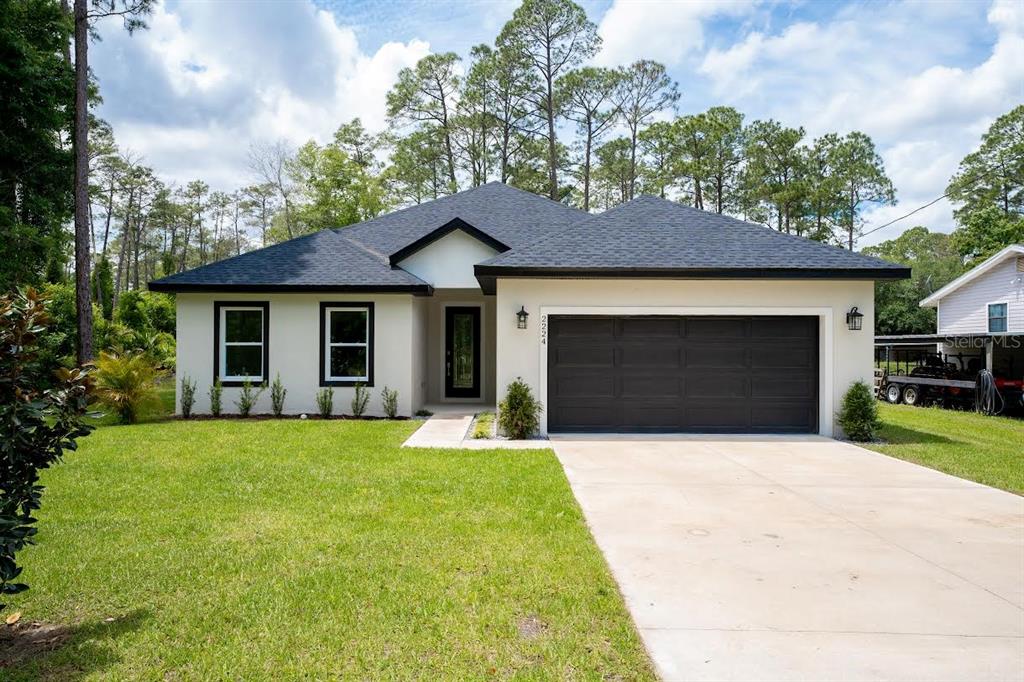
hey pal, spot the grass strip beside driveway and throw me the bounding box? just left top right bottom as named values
left=870, top=403, right=1024, bottom=494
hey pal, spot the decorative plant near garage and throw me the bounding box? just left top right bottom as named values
left=838, top=380, right=881, bottom=441
left=498, top=378, right=542, bottom=439
left=180, top=376, right=197, bottom=418
left=0, top=289, right=94, bottom=609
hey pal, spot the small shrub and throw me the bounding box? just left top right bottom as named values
left=837, top=380, right=880, bottom=442
left=351, top=383, right=369, bottom=417
left=415, top=408, right=433, bottom=417
left=180, top=375, right=197, bottom=418
left=498, top=378, right=542, bottom=440
left=209, top=379, right=223, bottom=417
left=472, top=412, right=495, bottom=439
left=94, top=351, right=164, bottom=424
left=270, top=374, right=287, bottom=417
left=316, top=387, right=334, bottom=418
left=235, top=380, right=265, bottom=417
left=381, top=386, right=399, bottom=419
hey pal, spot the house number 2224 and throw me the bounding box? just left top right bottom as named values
left=540, top=315, right=547, bottom=345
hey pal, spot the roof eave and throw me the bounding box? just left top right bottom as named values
left=474, top=264, right=911, bottom=294
left=919, top=244, right=1024, bottom=308
left=147, top=281, right=435, bottom=296
left=387, top=217, right=511, bottom=266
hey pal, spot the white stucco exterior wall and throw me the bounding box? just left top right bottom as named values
left=493, top=278, right=876, bottom=437
left=396, top=229, right=498, bottom=288
left=176, top=292, right=422, bottom=417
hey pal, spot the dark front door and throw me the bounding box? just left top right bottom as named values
left=547, top=315, right=819, bottom=433
left=445, top=306, right=481, bottom=398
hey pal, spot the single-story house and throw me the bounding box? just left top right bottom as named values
left=150, top=182, right=910, bottom=436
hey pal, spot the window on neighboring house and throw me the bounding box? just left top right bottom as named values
left=215, top=302, right=269, bottom=384
left=321, top=303, right=374, bottom=385
left=988, top=303, right=1008, bottom=333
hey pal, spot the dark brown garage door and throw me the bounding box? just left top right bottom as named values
left=547, top=315, right=818, bottom=433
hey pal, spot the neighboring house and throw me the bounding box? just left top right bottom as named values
left=150, top=182, right=909, bottom=436
left=918, top=244, right=1024, bottom=377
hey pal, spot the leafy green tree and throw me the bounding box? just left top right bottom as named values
left=863, top=226, right=963, bottom=334
left=0, top=288, right=93, bottom=608
left=592, top=137, right=633, bottom=208
left=556, top=66, right=621, bottom=210
left=91, top=253, right=114, bottom=320
left=287, top=139, right=387, bottom=232
left=497, top=0, right=600, bottom=200
left=384, top=129, right=449, bottom=204
left=332, top=118, right=382, bottom=172
left=803, top=134, right=845, bottom=243
left=454, top=47, right=498, bottom=186
left=673, top=113, right=716, bottom=209
left=950, top=205, right=1024, bottom=265
left=947, top=105, right=1023, bottom=223
left=638, top=121, right=677, bottom=199
left=614, top=60, right=679, bottom=200
left=701, top=106, right=745, bottom=215
left=741, top=120, right=807, bottom=234
left=0, top=0, right=75, bottom=292
left=386, top=52, right=462, bottom=192
left=832, top=132, right=895, bottom=249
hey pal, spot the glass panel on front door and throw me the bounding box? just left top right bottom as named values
left=452, top=313, right=474, bottom=389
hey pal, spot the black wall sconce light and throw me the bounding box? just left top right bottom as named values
left=846, top=306, right=864, bottom=331
left=516, top=306, right=529, bottom=329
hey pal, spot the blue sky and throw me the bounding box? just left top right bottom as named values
left=91, top=0, right=1023, bottom=246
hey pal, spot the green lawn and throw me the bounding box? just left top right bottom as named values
left=5, top=417, right=653, bottom=679
left=869, top=403, right=1024, bottom=494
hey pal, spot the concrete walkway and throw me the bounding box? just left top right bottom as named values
left=402, top=406, right=550, bottom=449
left=551, top=435, right=1024, bottom=682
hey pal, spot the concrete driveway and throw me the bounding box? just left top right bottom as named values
left=551, top=436, right=1024, bottom=682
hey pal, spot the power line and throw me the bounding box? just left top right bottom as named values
left=855, top=152, right=1023, bottom=244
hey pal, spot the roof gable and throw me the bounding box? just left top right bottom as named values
left=388, top=218, right=509, bottom=266
left=920, top=244, right=1024, bottom=308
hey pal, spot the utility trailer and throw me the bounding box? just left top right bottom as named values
left=879, top=373, right=977, bottom=407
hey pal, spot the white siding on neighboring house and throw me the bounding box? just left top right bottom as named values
left=396, top=229, right=498, bottom=288
left=936, top=257, right=1024, bottom=335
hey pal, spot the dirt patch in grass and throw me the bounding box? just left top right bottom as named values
left=0, top=621, right=72, bottom=668
left=517, top=615, right=547, bottom=640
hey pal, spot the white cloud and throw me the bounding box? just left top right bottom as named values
left=594, top=0, right=756, bottom=67
left=694, top=0, right=1023, bottom=244
left=91, top=0, right=428, bottom=191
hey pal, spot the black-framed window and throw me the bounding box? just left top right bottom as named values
left=214, top=301, right=269, bottom=386
left=988, top=303, right=1008, bottom=333
left=320, top=302, right=374, bottom=386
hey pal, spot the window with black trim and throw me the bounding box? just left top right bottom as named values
left=320, top=303, right=374, bottom=386
left=988, top=303, right=1008, bottom=333
left=214, top=302, right=269, bottom=385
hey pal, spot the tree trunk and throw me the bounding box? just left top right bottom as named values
left=628, top=127, right=638, bottom=200
left=101, top=180, right=114, bottom=255
left=73, top=0, right=93, bottom=364
left=583, top=125, right=592, bottom=212
left=545, top=68, right=557, bottom=200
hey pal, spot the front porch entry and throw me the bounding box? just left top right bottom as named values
left=421, top=290, right=496, bottom=406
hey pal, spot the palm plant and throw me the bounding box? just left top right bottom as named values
left=94, top=351, right=164, bottom=424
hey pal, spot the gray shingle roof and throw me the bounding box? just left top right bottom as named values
left=150, top=182, right=585, bottom=292
left=478, top=195, right=911, bottom=274
left=341, top=181, right=586, bottom=256
left=150, top=186, right=910, bottom=294
left=149, top=229, right=429, bottom=293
